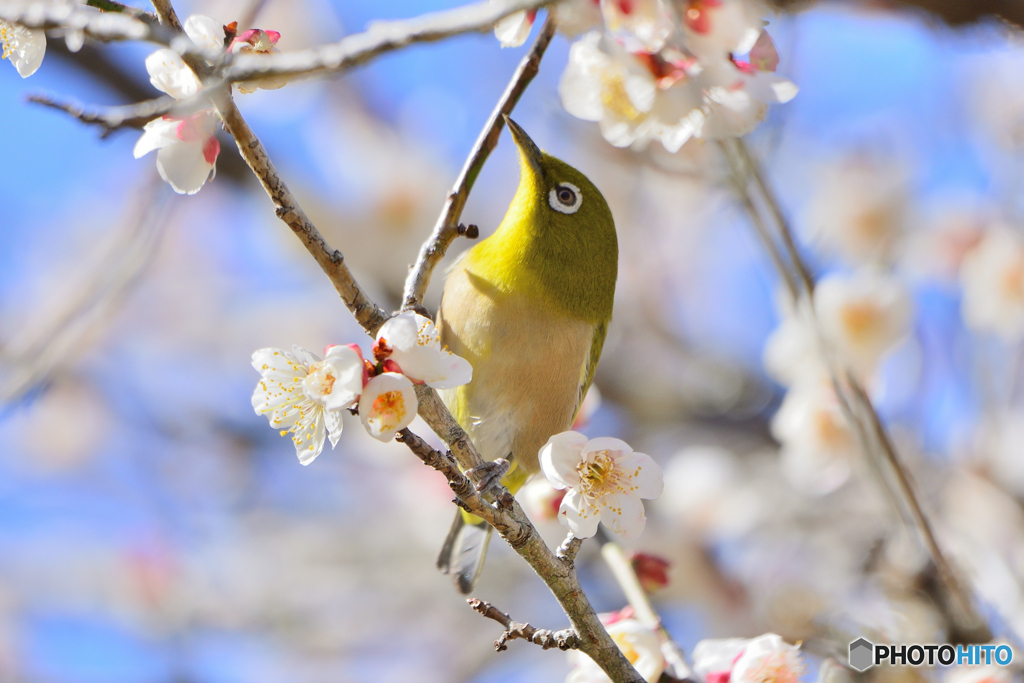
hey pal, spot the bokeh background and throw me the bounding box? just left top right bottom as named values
left=2, top=0, right=1024, bottom=681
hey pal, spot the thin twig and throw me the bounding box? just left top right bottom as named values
left=221, top=0, right=554, bottom=84
left=468, top=598, right=582, bottom=651
left=0, top=0, right=196, bottom=50
left=721, top=136, right=991, bottom=641
left=401, top=15, right=556, bottom=312
left=557, top=533, right=583, bottom=564
left=27, top=92, right=180, bottom=133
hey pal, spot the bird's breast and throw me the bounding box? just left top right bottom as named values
left=437, top=263, right=596, bottom=478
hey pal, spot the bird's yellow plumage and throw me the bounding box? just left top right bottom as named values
left=435, top=118, right=618, bottom=593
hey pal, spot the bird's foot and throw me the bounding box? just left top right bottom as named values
left=467, top=458, right=511, bottom=498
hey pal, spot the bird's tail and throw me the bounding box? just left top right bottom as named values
left=437, top=508, right=492, bottom=594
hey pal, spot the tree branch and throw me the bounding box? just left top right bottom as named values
left=468, top=598, right=582, bottom=652
left=401, top=14, right=556, bottom=313
left=221, top=0, right=554, bottom=84
left=27, top=92, right=179, bottom=133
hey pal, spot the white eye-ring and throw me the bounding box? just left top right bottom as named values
left=549, top=182, right=582, bottom=214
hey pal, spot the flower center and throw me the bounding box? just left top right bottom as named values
left=303, top=361, right=337, bottom=403
left=839, top=301, right=884, bottom=345
left=372, top=390, right=406, bottom=429
left=0, top=20, right=17, bottom=60
left=578, top=450, right=618, bottom=495
left=1000, top=257, right=1024, bottom=304
left=601, top=70, right=646, bottom=124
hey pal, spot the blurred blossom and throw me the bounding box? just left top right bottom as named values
left=12, top=381, right=110, bottom=472
left=803, top=157, right=909, bottom=265
left=0, top=18, right=44, bottom=77
left=814, top=269, right=912, bottom=376
left=559, top=32, right=704, bottom=153
left=763, top=296, right=821, bottom=387
left=970, top=48, right=1024, bottom=153
left=251, top=345, right=364, bottom=463
left=567, top=611, right=665, bottom=683
left=975, top=411, right=1024, bottom=497
left=230, top=28, right=288, bottom=93
left=771, top=375, right=857, bottom=494
left=658, top=446, right=763, bottom=539
left=900, top=202, right=986, bottom=284
left=693, top=633, right=804, bottom=683
left=960, top=224, right=1024, bottom=341
left=682, top=0, right=766, bottom=59
left=540, top=431, right=664, bottom=539
left=601, top=0, right=675, bottom=52
left=519, top=477, right=567, bottom=522
left=136, top=46, right=220, bottom=194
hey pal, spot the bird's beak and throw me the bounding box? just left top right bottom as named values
left=504, top=115, right=544, bottom=179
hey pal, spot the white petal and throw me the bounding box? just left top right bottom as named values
left=155, top=137, right=216, bottom=195
left=145, top=48, right=201, bottom=99
left=184, top=14, right=224, bottom=52
left=133, top=117, right=180, bottom=158
left=0, top=20, right=46, bottom=78
left=494, top=10, right=533, bottom=47
left=325, top=409, right=344, bottom=447
left=559, top=488, right=601, bottom=538
left=617, top=451, right=664, bottom=500
left=358, top=373, right=418, bottom=442
left=319, top=345, right=366, bottom=410
left=290, top=405, right=327, bottom=466
left=692, top=638, right=750, bottom=679
left=598, top=492, right=647, bottom=539
left=539, top=430, right=589, bottom=489
left=63, top=29, right=84, bottom=54
left=559, top=33, right=607, bottom=122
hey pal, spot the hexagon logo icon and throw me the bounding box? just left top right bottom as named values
left=849, top=638, right=874, bottom=672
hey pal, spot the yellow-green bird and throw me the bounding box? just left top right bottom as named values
left=436, top=117, right=618, bottom=593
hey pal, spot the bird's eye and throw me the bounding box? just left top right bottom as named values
left=549, top=182, right=582, bottom=214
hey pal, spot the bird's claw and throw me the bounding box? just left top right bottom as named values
left=467, top=458, right=511, bottom=497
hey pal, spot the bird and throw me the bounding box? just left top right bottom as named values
left=435, top=117, right=618, bottom=593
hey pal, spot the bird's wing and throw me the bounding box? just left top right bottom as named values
left=573, top=318, right=609, bottom=422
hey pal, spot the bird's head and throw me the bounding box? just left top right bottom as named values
left=489, top=116, right=618, bottom=322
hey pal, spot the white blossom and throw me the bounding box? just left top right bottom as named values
left=960, top=225, right=1024, bottom=341
left=694, top=634, right=804, bottom=683
left=694, top=51, right=798, bottom=139
left=803, top=156, right=908, bottom=264
left=762, top=296, right=821, bottom=387
left=559, top=32, right=704, bottom=152
left=0, top=18, right=45, bottom=77
left=183, top=14, right=224, bottom=51
left=358, top=372, right=418, bottom=442
left=373, top=312, right=472, bottom=390
left=601, top=0, right=674, bottom=52
left=494, top=8, right=537, bottom=47
left=682, top=0, right=765, bottom=60
left=771, top=376, right=857, bottom=495
left=540, top=431, right=663, bottom=539
left=568, top=614, right=665, bottom=683
left=251, top=345, right=365, bottom=465
left=230, top=28, right=287, bottom=94
left=133, top=111, right=221, bottom=195
left=814, top=269, right=912, bottom=376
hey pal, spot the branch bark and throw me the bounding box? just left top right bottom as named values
left=401, top=15, right=556, bottom=313
left=468, top=598, right=582, bottom=651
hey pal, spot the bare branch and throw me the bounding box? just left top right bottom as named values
left=401, top=15, right=557, bottom=312
left=27, top=92, right=178, bottom=133
left=468, top=598, right=581, bottom=652
left=0, top=0, right=200, bottom=51
left=556, top=533, right=583, bottom=564
left=221, top=0, right=554, bottom=84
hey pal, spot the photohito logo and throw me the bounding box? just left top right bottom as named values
left=848, top=639, right=1013, bottom=672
